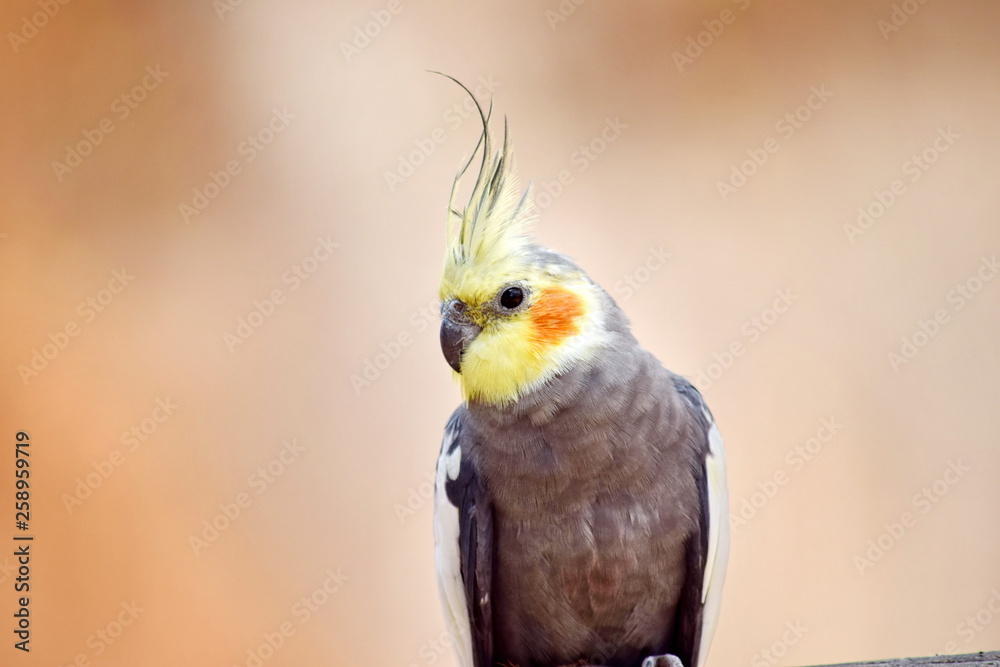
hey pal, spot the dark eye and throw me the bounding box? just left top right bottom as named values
left=500, top=286, right=523, bottom=309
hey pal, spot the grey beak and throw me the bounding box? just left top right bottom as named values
left=440, top=317, right=482, bottom=373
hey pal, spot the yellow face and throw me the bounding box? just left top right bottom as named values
left=435, top=94, right=605, bottom=405
left=439, top=261, right=601, bottom=406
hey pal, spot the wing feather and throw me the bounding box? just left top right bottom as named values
left=697, top=414, right=730, bottom=667
left=434, top=410, right=493, bottom=667
left=671, top=379, right=730, bottom=667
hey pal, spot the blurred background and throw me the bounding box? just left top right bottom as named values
left=1, top=1, right=999, bottom=665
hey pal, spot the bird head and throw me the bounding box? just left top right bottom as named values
left=438, top=84, right=608, bottom=407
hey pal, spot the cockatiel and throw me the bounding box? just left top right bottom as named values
left=433, top=82, right=729, bottom=667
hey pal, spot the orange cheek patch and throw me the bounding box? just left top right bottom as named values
left=528, top=287, right=583, bottom=348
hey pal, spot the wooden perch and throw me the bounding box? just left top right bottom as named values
left=803, top=652, right=1000, bottom=667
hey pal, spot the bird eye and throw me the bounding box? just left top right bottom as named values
left=499, top=286, right=523, bottom=309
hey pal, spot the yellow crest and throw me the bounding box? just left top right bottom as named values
left=437, top=75, right=536, bottom=300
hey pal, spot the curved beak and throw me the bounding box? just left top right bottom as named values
left=440, top=316, right=481, bottom=374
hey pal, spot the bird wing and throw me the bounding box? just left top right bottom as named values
left=671, top=379, right=731, bottom=667
left=697, top=407, right=729, bottom=667
left=434, top=409, right=494, bottom=667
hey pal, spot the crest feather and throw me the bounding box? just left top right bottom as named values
left=436, top=75, right=534, bottom=277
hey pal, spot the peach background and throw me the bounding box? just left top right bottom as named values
left=1, top=1, right=999, bottom=666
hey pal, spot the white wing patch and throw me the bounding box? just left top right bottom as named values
left=433, top=424, right=473, bottom=667
left=697, top=412, right=730, bottom=667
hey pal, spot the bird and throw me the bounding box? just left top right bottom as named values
left=432, top=79, right=729, bottom=667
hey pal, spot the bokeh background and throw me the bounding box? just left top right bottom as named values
left=1, top=1, right=999, bottom=665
